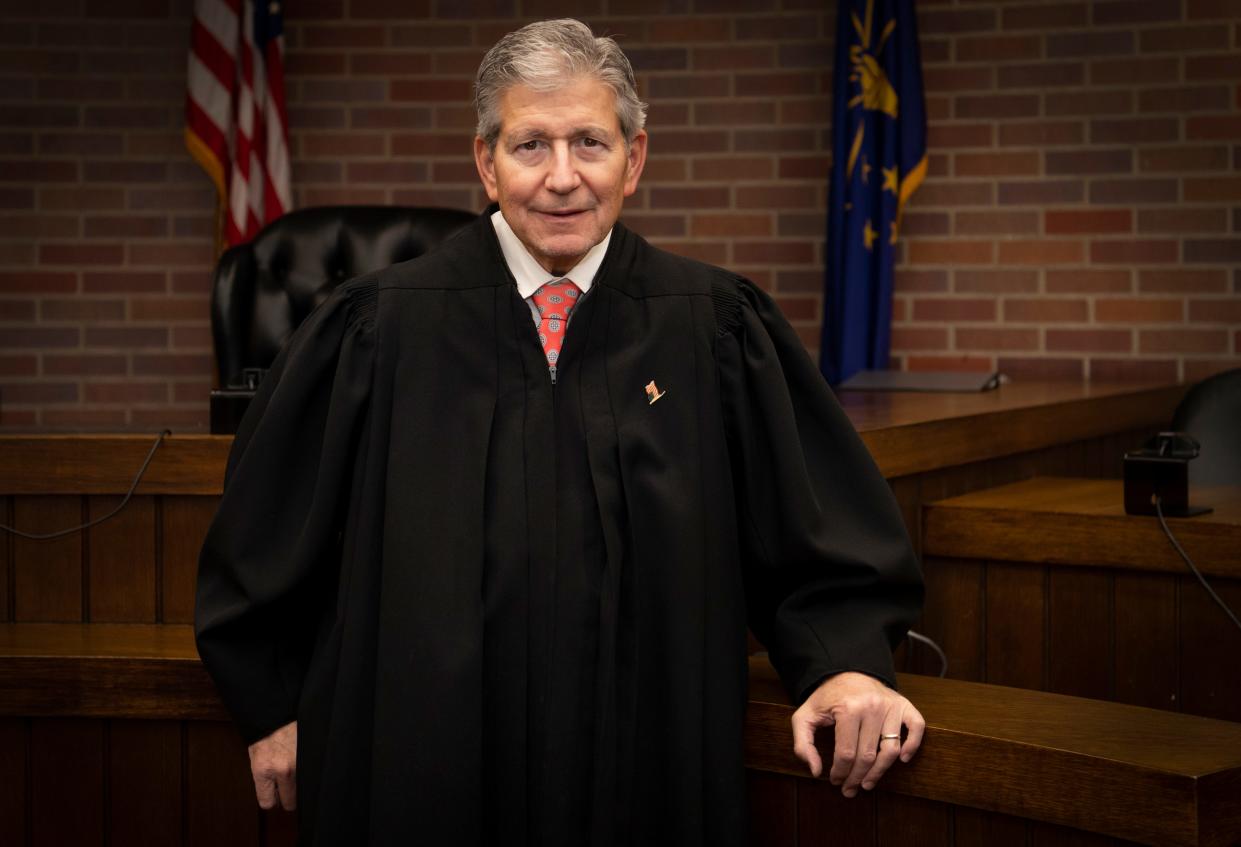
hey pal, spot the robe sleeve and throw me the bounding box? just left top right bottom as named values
left=195, top=279, right=376, bottom=744
left=714, top=276, right=924, bottom=706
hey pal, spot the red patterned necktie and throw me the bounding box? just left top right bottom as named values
left=530, top=279, right=581, bottom=373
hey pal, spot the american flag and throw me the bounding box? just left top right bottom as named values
left=185, top=0, right=292, bottom=250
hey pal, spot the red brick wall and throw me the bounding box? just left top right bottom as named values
left=1, top=0, right=1238, bottom=431
left=900, top=0, right=1241, bottom=383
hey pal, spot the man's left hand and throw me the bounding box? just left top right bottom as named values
left=791, top=671, right=925, bottom=797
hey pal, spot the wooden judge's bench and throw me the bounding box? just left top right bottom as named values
left=3, top=380, right=1240, bottom=847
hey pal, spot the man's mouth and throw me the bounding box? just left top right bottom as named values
left=538, top=209, right=588, bottom=218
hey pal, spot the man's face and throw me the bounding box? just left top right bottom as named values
left=474, top=77, right=647, bottom=274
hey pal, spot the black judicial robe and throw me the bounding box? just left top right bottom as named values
left=195, top=212, right=924, bottom=846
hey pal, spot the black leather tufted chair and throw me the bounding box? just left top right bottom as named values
left=210, top=205, right=477, bottom=390
left=1171, top=367, right=1241, bottom=487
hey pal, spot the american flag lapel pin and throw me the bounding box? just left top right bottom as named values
left=644, top=380, right=666, bottom=405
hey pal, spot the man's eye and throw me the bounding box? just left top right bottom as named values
left=519, top=140, right=542, bottom=151
left=582, top=138, right=599, bottom=147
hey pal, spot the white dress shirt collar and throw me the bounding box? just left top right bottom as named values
left=490, top=209, right=611, bottom=298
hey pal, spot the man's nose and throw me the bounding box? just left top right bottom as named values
left=544, top=144, right=581, bottom=194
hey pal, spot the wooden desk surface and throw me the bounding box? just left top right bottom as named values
left=2, top=624, right=1239, bottom=846
left=924, top=477, right=1241, bottom=578
left=0, top=380, right=1184, bottom=492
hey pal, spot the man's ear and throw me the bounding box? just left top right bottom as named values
left=474, top=136, right=500, bottom=202
left=623, top=129, right=648, bottom=198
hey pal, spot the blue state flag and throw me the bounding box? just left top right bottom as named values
left=820, top=0, right=927, bottom=385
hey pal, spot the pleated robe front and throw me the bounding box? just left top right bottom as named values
left=195, top=214, right=924, bottom=846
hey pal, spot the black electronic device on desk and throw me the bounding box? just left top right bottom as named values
left=209, top=367, right=267, bottom=435
left=1123, top=432, right=1213, bottom=517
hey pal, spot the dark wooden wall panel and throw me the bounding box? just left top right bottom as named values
left=186, top=722, right=260, bottom=847
left=1178, top=577, right=1241, bottom=723
left=1113, top=573, right=1178, bottom=712
left=1029, top=820, right=1136, bottom=846
left=30, top=718, right=104, bottom=847
left=163, top=496, right=217, bottom=624
left=0, top=718, right=27, bottom=845
left=919, top=558, right=1241, bottom=723
left=890, top=476, right=921, bottom=554
left=746, top=770, right=796, bottom=847
left=985, top=563, right=1046, bottom=690
left=108, top=720, right=182, bottom=847
left=14, top=495, right=83, bottom=622
left=1047, top=570, right=1112, bottom=700
left=912, top=558, right=983, bottom=681
left=1, top=496, right=10, bottom=621
left=877, top=794, right=950, bottom=847
left=88, top=495, right=157, bottom=623
left=797, top=778, right=877, bottom=846
left=951, top=807, right=1029, bottom=846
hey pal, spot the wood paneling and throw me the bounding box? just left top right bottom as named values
left=1199, top=769, right=1241, bottom=847
left=922, top=554, right=1241, bottom=723
left=14, top=495, right=83, bottom=622
left=1, top=496, right=10, bottom=621
left=746, top=770, right=796, bottom=847
left=0, top=718, right=27, bottom=844
left=1178, top=577, right=1241, bottom=723
left=1113, top=573, right=1178, bottom=712
left=1048, top=569, right=1112, bottom=700
left=877, top=794, right=950, bottom=847
left=30, top=718, right=104, bottom=847
left=0, top=386, right=1197, bottom=847
left=162, top=496, right=217, bottom=624
left=921, top=477, right=1241, bottom=722
left=985, top=563, right=1046, bottom=690
left=1029, top=821, right=1131, bottom=846
left=889, top=475, right=921, bottom=556
left=913, top=557, right=983, bottom=680
left=88, top=495, right=157, bottom=623
left=186, top=722, right=261, bottom=847
left=952, top=807, right=1030, bottom=847
left=108, top=720, right=182, bottom=846
left=3, top=630, right=1241, bottom=846
left=797, top=777, right=877, bottom=846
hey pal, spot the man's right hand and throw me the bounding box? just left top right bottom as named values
left=248, top=720, right=298, bottom=810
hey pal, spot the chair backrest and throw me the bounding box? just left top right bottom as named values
left=211, top=205, right=477, bottom=388
left=1171, top=367, right=1241, bottom=487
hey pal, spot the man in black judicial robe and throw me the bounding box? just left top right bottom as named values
left=195, top=18, right=925, bottom=846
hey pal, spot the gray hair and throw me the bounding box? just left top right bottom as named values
left=474, top=18, right=648, bottom=149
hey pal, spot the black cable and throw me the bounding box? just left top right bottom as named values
left=1155, top=496, right=1241, bottom=634
left=0, top=429, right=172, bottom=541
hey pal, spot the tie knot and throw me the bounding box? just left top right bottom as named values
left=531, top=279, right=580, bottom=320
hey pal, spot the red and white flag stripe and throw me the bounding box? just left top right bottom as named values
left=186, top=0, right=291, bottom=250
